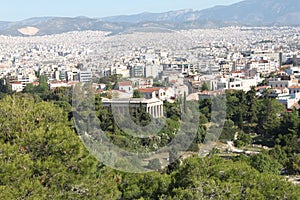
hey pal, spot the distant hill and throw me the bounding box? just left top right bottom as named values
left=102, top=0, right=300, bottom=25
left=0, top=17, right=127, bottom=36
left=0, top=0, right=299, bottom=36
left=195, top=0, right=300, bottom=25
left=101, top=9, right=195, bottom=23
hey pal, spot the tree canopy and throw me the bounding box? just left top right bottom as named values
left=0, top=87, right=299, bottom=199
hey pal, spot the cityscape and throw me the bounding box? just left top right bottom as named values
left=0, top=0, right=300, bottom=199
left=2, top=27, right=300, bottom=109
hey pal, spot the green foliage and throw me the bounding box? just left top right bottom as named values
left=220, top=119, right=238, bottom=141
left=119, top=173, right=171, bottom=200
left=0, top=94, right=121, bottom=199
left=0, top=78, right=12, bottom=95
left=199, top=113, right=208, bottom=125
left=197, top=89, right=300, bottom=175
left=286, top=154, right=300, bottom=175
left=130, top=103, right=151, bottom=126
left=23, top=83, right=35, bottom=93
left=99, top=74, right=122, bottom=90
left=133, top=89, right=143, bottom=98
left=148, top=158, right=161, bottom=170
left=234, top=132, right=252, bottom=148
left=168, top=156, right=299, bottom=199
left=199, top=98, right=212, bottom=120
left=0, top=93, right=299, bottom=199
left=269, top=145, right=288, bottom=165
left=250, top=152, right=282, bottom=174
left=23, top=75, right=49, bottom=97
left=279, top=110, right=299, bottom=137
left=44, top=87, right=73, bottom=104
left=1, top=81, right=300, bottom=199
left=226, top=90, right=247, bottom=129
left=257, top=97, right=285, bottom=136
left=164, top=100, right=181, bottom=121
left=245, top=86, right=259, bottom=124
left=201, top=81, right=210, bottom=91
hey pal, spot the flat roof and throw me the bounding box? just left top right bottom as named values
left=102, top=97, right=162, bottom=104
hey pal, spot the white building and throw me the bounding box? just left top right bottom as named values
left=116, top=81, right=133, bottom=93
left=49, top=81, right=68, bottom=90
left=79, top=69, right=93, bottom=83
left=145, top=65, right=162, bottom=78
left=130, top=78, right=153, bottom=88
left=268, top=77, right=298, bottom=88
left=102, top=97, right=164, bottom=118
left=288, top=85, right=300, bottom=94
left=11, top=81, right=23, bottom=92
left=220, top=77, right=258, bottom=92
left=249, top=60, right=274, bottom=75
left=276, top=93, right=300, bottom=109
left=138, top=87, right=166, bottom=100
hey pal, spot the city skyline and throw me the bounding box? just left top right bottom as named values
left=1, top=0, right=242, bottom=21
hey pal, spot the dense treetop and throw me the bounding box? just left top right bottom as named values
left=0, top=85, right=299, bottom=199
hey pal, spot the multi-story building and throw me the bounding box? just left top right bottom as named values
left=249, top=60, right=274, bottom=75
left=130, top=78, right=153, bottom=88
left=288, top=85, right=300, bottom=94
left=79, top=69, right=93, bottom=83
left=216, top=77, right=257, bottom=92
left=144, top=65, right=162, bottom=78
left=268, top=77, right=298, bottom=88
left=130, top=65, right=145, bottom=77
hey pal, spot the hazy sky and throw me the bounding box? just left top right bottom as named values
left=1, top=0, right=243, bottom=21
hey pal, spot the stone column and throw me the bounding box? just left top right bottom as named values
left=150, top=106, right=154, bottom=117
left=160, top=105, right=163, bottom=117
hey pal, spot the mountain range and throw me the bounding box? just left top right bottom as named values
left=1, top=0, right=300, bottom=36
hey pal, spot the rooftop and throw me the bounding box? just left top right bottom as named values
left=138, top=87, right=164, bottom=93
left=117, top=81, right=132, bottom=87
left=102, top=97, right=162, bottom=104
left=288, top=85, right=300, bottom=89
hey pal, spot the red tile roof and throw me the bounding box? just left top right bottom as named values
left=231, top=70, right=243, bottom=73
left=138, top=87, right=164, bottom=93
left=288, top=85, right=300, bottom=89
left=32, top=82, right=39, bottom=86
left=256, top=86, right=270, bottom=90
left=117, top=81, right=132, bottom=87
left=50, top=81, right=67, bottom=84
left=11, top=81, right=22, bottom=84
